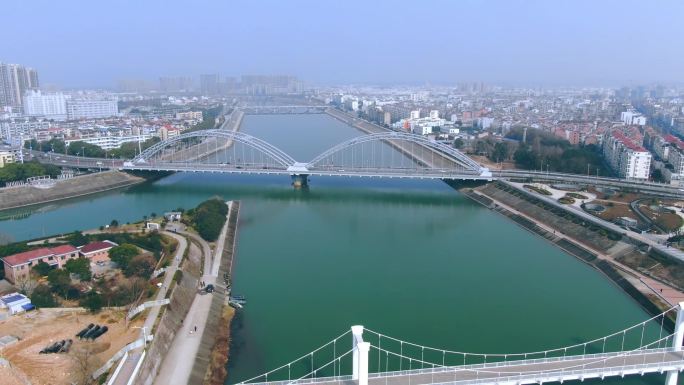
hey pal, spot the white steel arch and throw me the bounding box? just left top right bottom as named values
left=307, top=132, right=485, bottom=174
left=132, top=129, right=297, bottom=167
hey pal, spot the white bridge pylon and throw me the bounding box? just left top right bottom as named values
left=237, top=302, right=684, bottom=385
left=125, top=129, right=492, bottom=179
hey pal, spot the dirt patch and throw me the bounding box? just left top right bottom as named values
left=0, top=365, right=28, bottom=385
left=593, top=201, right=640, bottom=223
left=616, top=250, right=684, bottom=291
left=586, top=187, right=642, bottom=203
left=203, top=306, right=235, bottom=385
left=0, top=309, right=143, bottom=385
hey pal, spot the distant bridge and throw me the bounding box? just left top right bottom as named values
left=242, top=105, right=328, bottom=115
left=235, top=303, right=684, bottom=385
left=24, top=129, right=684, bottom=196
left=123, top=130, right=492, bottom=185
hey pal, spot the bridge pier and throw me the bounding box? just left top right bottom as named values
left=665, top=302, right=684, bottom=385
left=291, top=174, right=309, bottom=189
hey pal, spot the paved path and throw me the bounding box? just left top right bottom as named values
left=110, top=231, right=187, bottom=385
left=153, top=204, right=233, bottom=385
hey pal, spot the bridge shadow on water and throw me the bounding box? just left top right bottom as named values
left=129, top=172, right=484, bottom=209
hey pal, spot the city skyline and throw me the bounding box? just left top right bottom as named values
left=4, top=0, right=684, bottom=88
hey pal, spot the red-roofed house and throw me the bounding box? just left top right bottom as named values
left=79, top=241, right=117, bottom=264
left=2, top=245, right=79, bottom=284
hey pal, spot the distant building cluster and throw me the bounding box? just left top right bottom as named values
left=117, top=74, right=302, bottom=96
left=22, top=90, right=118, bottom=121
left=645, top=129, right=684, bottom=186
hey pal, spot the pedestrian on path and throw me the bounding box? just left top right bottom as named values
left=194, top=325, right=197, bottom=332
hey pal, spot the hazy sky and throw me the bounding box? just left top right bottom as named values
left=5, top=0, right=684, bottom=88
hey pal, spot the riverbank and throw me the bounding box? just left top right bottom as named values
left=194, top=201, right=240, bottom=385
left=465, top=182, right=684, bottom=323
left=0, top=170, right=144, bottom=211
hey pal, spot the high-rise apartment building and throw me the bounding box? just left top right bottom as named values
left=23, top=90, right=68, bottom=120
left=200, top=74, right=220, bottom=95
left=0, top=63, right=39, bottom=110
left=603, top=130, right=652, bottom=180
left=159, top=76, right=194, bottom=93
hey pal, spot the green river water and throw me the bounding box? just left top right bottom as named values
left=0, top=114, right=675, bottom=385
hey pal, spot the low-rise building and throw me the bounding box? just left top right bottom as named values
left=64, top=133, right=152, bottom=150
left=2, top=245, right=79, bottom=284
left=79, top=241, right=117, bottom=263
left=0, top=150, right=15, bottom=167
left=164, top=212, right=182, bottom=221
left=0, top=293, right=33, bottom=315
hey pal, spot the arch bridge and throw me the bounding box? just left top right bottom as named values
left=124, top=129, right=492, bottom=185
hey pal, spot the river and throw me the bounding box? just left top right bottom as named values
left=0, top=114, right=674, bottom=385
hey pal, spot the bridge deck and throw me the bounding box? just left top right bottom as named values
left=249, top=349, right=684, bottom=385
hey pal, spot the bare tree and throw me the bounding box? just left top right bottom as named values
left=15, top=276, right=38, bottom=296
left=124, top=277, right=148, bottom=327
left=69, top=344, right=101, bottom=385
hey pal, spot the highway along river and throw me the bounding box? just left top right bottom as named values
left=0, top=114, right=672, bottom=385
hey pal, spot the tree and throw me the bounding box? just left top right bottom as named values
left=79, top=290, right=103, bottom=313
left=109, top=244, right=139, bottom=270
left=32, top=261, right=52, bottom=277
left=66, top=141, right=106, bottom=158
left=47, top=269, right=72, bottom=299
left=492, top=142, right=508, bottom=162
left=125, top=254, right=156, bottom=278
left=31, top=284, right=58, bottom=308
left=36, top=138, right=66, bottom=154
left=110, top=219, right=119, bottom=227
left=69, top=345, right=101, bottom=385
left=453, top=138, right=465, bottom=149
left=65, top=257, right=92, bottom=281
left=66, top=231, right=90, bottom=247
left=191, top=198, right=228, bottom=241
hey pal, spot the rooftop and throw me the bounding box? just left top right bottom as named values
left=80, top=240, right=117, bottom=254
left=612, top=130, right=647, bottom=152
left=2, top=245, right=78, bottom=267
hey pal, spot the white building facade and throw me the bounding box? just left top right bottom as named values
left=23, top=90, right=68, bottom=120
left=67, top=99, right=118, bottom=119
left=65, top=133, right=151, bottom=150
left=603, top=130, right=652, bottom=179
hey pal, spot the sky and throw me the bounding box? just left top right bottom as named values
left=4, top=0, right=684, bottom=88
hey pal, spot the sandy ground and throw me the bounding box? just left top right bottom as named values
left=0, top=308, right=143, bottom=385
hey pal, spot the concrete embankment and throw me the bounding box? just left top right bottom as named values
left=325, top=108, right=459, bottom=169
left=0, top=170, right=144, bottom=211
left=463, top=183, right=679, bottom=329
left=166, top=110, right=244, bottom=163
left=189, top=201, right=240, bottom=385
